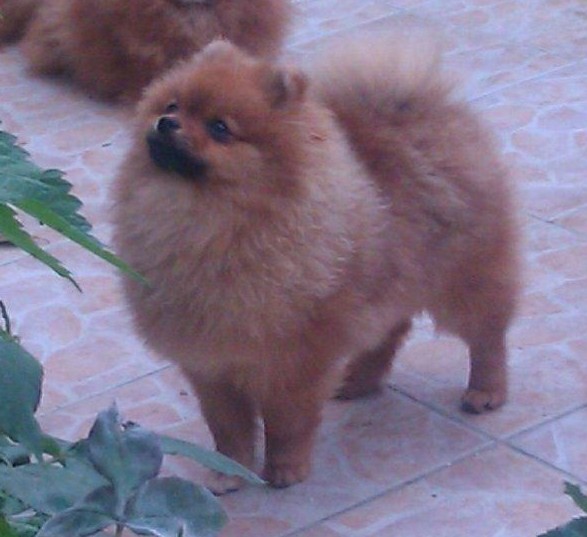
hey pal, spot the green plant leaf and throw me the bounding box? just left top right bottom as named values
left=87, top=406, right=163, bottom=509
left=538, top=517, right=587, bottom=537
left=0, top=339, right=45, bottom=460
left=0, top=437, right=30, bottom=467
left=36, top=486, right=116, bottom=537
left=1, top=512, right=48, bottom=537
left=0, top=204, right=79, bottom=290
left=0, top=128, right=146, bottom=285
left=0, top=130, right=90, bottom=231
left=0, top=489, right=27, bottom=517
left=158, top=434, right=264, bottom=485
left=14, top=198, right=147, bottom=285
left=0, top=462, right=109, bottom=516
left=565, top=483, right=587, bottom=514
left=0, top=516, right=19, bottom=537
left=124, top=477, right=227, bottom=537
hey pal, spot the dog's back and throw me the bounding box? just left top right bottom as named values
left=309, top=27, right=519, bottom=316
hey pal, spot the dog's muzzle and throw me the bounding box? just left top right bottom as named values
left=146, top=116, right=207, bottom=178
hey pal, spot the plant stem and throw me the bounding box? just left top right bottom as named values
left=115, top=523, right=124, bottom=537
left=0, top=300, right=11, bottom=335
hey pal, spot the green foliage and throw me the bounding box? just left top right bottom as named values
left=566, top=483, right=587, bottom=515
left=86, top=406, right=163, bottom=510
left=0, top=128, right=145, bottom=288
left=0, top=335, right=45, bottom=461
left=31, top=406, right=228, bottom=537
left=540, top=482, right=587, bottom=537
left=0, top=308, right=61, bottom=463
left=0, top=399, right=264, bottom=537
left=158, top=435, right=265, bottom=485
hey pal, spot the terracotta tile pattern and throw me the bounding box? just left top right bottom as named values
left=1, top=0, right=586, bottom=536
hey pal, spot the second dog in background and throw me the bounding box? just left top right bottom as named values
left=0, top=0, right=292, bottom=101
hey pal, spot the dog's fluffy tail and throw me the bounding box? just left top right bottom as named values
left=308, top=22, right=454, bottom=120
left=0, top=0, right=38, bottom=43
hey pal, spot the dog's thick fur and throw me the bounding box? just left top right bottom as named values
left=111, top=32, right=519, bottom=492
left=0, top=0, right=291, bottom=101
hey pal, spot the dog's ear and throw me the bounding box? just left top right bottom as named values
left=265, top=67, right=308, bottom=109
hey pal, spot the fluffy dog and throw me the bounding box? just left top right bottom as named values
left=0, top=0, right=291, bottom=101
left=111, top=30, right=519, bottom=492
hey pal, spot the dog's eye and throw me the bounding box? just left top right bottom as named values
left=206, top=119, right=232, bottom=144
left=165, top=101, right=179, bottom=114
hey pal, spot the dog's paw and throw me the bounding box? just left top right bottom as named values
left=205, top=471, right=246, bottom=496
left=461, top=388, right=506, bottom=414
left=262, top=461, right=310, bottom=489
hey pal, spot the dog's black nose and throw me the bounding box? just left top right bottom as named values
left=156, top=116, right=181, bottom=135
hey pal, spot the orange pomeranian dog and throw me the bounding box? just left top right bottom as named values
left=111, top=29, right=519, bottom=493
left=0, top=0, right=291, bottom=101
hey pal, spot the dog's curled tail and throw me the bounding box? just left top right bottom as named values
left=308, top=22, right=454, bottom=116
left=0, top=0, right=38, bottom=43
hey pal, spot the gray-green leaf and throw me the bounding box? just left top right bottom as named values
left=125, top=477, right=227, bottom=537
left=0, top=516, right=19, bottom=537
left=158, top=434, right=264, bottom=485
left=538, top=517, right=587, bottom=537
left=0, top=204, right=79, bottom=289
left=0, top=130, right=90, bottom=231
left=565, top=483, right=587, bottom=514
left=0, top=338, right=44, bottom=460
left=0, top=128, right=146, bottom=285
left=36, top=486, right=117, bottom=537
left=0, top=462, right=108, bottom=515
left=87, top=405, right=163, bottom=508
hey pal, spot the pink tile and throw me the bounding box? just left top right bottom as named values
left=557, top=206, right=587, bottom=235
left=524, top=185, right=587, bottom=223
left=289, top=0, right=403, bottom=45
left=537, top=242, right=587, bottom=280
left=421, top=0, right=587, bottom=60
left=321, top=446, right=582, bottom=537
left=38, top=368, right=179, bottom=439
left=18, top=304, right=83, bottom=349
left=393, top=338, right=587, bottom=438
left=557, top=278, right=587, bottom=311
left=513, top=407, right=587, bottom=482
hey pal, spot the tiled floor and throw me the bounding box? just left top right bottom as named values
left=1, top=0, right=586, bottom=536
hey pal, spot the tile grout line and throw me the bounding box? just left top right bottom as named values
left=469, top=56, right=582, bottom=103
left=527, top=212, right=587, bottom=241
left=394, top=383, right=587, bottom=464
left=389, top=386, right=587, bottom=483
left=281, top=396, right=587, bottom=536
left=38, top=362, right=173, bottom=418
left=504, top=441, right=587, bottom=488
left=292, top=8, right=584, bottom=108
left=282, top=442, right=499, bottom=537
left=288, top=9, right=406, bottom=50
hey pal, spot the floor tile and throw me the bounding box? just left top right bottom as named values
left=512, top=406, right=587, bottom=482
left=289, top=0, right=402, bottom=45
left=419, top=0, right=587, bottom=61
left=475, top=60, right=587, bottom=222
left=319, top=446, right=583, bottom=537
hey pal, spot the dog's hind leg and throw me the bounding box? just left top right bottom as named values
left=336, top=319, right=412, bottom=400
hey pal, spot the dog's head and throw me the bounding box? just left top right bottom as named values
left=137, top=41, right=308, bottom=200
